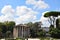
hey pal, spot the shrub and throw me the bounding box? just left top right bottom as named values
left=49, top=28, right=60, bottom=38
left=37, top=29, right=46, bottom=37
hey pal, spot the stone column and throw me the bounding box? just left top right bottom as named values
left=22, top=26, right=23, bottom=38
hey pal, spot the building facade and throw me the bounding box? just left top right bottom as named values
left=13, top=24, right=30, bottom=38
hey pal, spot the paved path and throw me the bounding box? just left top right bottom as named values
left=25, top=38, right=40, bottom=40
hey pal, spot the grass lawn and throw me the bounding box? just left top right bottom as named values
left=39, top=37, right=60, bottom=40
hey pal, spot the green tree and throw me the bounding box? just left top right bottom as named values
left=37, top=29, right=46, bottom=37
left=26, top=22, right=35, bottom=37
left=4, top=21, right=15, bottom=38
left=4, top=21, right=15, bottom=32
left=26, top=22, right=33, bottom=28
left=49, top=28, right=60, bottom=38
left=44, top=11, right=60, bottom=28
left=0, top=22, right=7, bottom=38
left=0, top=22, right=3, bottom=38
left=26, top=22, right=43, bottom=37
left=56, top=18, right=60, bottom=29
left=0, top=21, right=15, bottom=38
left=7, top=21, right=15, bottom=32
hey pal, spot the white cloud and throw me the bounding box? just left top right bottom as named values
left=15, top=6, right=38, bottom=24
left=16, top=6, right=37, bottom=16
left=0, top=5, right=38, bottom=25
left=0, top=5, right=15, bottom=22
left=26, top=0, right=49, bottom=9
left=40, top=11, right=50, bottom=27
left=1, top=5, right=15, bottom=15
left=40, top=11, right=49, bottom=21
left=0, top=15, right=14, bottom=22
left=15, top=14, right=37, bottom=24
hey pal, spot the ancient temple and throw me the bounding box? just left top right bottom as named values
left=13, top=24, right=30, bottom=38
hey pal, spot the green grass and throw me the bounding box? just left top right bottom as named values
left=0, top=38, right=60, bottom=40
left=39, top=37, right=60, bottom=40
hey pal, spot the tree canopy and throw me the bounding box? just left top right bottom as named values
left=0, top=21, right=15, bottom=38
left=44, top=11, right=60, bottom=28
left=44, top=11, right=60, bottom=17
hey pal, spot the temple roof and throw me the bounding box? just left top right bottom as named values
left=15, top=24, right=29, bottom=27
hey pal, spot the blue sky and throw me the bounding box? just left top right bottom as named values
left=0, top=0, right=60, bottom=27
